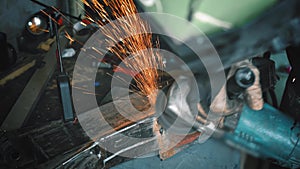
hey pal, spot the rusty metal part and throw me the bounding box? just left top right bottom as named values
left=153, top=119, right=201, bottom=160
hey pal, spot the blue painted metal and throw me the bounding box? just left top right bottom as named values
left=225, top=103, right=300, bottom=168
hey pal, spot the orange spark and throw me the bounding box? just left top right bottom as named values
left=64, top=30, right=75, bottom=45
left=51, top=6, right=74, bottom=26
left=85, top=0, right=163, bottom=105
left=40, top=9, right=59, bottom=25
left=64, top=30, right=84, bottom=46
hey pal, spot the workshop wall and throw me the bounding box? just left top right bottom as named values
left=0, top=0, right=58, bottom=51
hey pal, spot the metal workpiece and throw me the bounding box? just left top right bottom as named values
left=57, top=118, right=158, bottom=168
left=157, top=75, right=200, bottom=134
left=224, top=104, right=300, bottom=168
left=59, top=142, right=103, bottom=169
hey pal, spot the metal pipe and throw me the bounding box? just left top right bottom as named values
left=54, top=22, right=64, bottom=73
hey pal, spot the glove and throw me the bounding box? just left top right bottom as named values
left=210, top=59, right=263, bottom=116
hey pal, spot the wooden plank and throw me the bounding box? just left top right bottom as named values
left=0, top=60, right=36, bottom=86
left=1, top=37, right=67, bottom=131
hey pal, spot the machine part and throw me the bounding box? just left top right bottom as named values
left=226, top=67, right=255, bottom=99
left=73, top=21, right=90, bottom=36
left=19, top=0, right=83, bottom=53
left=57, top=74, right=74, bottom=121
left=18, top=8, right=54, bottom=53
left=252, top=56, right=278, bottom=108
left=281, top=45, right=300, bottom=120
left=24, top=3, right=64, bottom=38
left=52, top=16, right=75, bottom=122
left=73, top=20, right=98, bottom=36
left=224, top=104, right=300, bottom=169
left=252, top=57, right=277, bottom=92
left=62, top=48, right=76, bottom=58
left=26, top=15, right=49, bottom=36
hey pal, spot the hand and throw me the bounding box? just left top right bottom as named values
left=210, top=59, right=263, bottom=117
